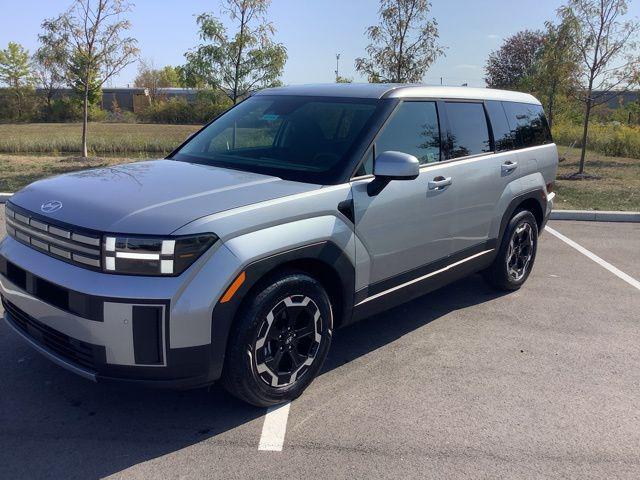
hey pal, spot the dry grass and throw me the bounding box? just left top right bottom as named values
left=0, top=123, right=200, bottom=155
left=555, top=146, right=640, bottom=211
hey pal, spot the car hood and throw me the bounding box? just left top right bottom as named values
left=9, top=159, right=321, bottom=234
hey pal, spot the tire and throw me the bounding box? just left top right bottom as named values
left=221, top=270, right=333, bottom=407
left=483, top=209, right=539, bottom=291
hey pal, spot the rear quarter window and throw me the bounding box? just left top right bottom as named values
left=503, top=102, right=552, bottom=149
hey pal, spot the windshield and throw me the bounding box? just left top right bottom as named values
left=172, top=95, right=378, bottom=184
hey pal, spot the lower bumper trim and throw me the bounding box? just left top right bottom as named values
left=4, top=311, right=97, bottom=382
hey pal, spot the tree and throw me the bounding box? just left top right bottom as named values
left=41, top=0, right=138, bottom=158
left=355, top=0, right=444, bottom=83
left=33, top=33, right=69, bottom=118
left=158, top=66, right=180, bottom=88
left=532, top=18, right=581, bottom=128
left=0, top=42, right=33, bottom=118
left=559, top=0, right=640, bottom=175
left=134, top=60, right=181, bottom=101
left=484, top=30, right=545, bottom=90
left=183, top=0, right=287, bottom=104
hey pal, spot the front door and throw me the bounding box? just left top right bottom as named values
left=351, top=100, right=455, bottom=296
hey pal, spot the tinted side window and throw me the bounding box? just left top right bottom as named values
left=445, top=102, right=491, bottom=159
left=503, top=102, right=552, bottom=148
left=375, top=101, right=440, bottom=165
left=486, top=100, right=514, bottom=152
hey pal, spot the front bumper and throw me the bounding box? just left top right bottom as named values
left=0, top=235, right=243, bottom=388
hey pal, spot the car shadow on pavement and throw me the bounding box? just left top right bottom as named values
left=0, top=273, right=505, bottom=479
left=323, top=273, right=507, bottom=372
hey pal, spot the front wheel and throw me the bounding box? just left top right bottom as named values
left=221, top=271, right=333, bottom=407
left=483, top=210, right=538, bottom=291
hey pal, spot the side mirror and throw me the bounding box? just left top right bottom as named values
left=373, top=151, right=420, bottom=179
left=368, top=151, right=419, bottom=196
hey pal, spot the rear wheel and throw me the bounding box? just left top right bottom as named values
left=221, top=271, right=333, bottom=407
left=484, top=210, right=538, bottom=291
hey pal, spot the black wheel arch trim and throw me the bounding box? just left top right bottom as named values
left=497, top=189, right=547, bottom=242
left=208, top=240, right=355, bottom=381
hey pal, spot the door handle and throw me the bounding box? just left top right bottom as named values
left=501, top=161, right=518, bottom=172
left=428, top=176, right=452, bottom=190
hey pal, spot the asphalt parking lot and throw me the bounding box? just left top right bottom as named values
left=0, top=205, right=639, bottom=480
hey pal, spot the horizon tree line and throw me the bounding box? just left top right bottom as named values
left=0, top=0, right=638, bottom=173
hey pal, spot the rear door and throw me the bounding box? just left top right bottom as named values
left=439, top=101, right=500, bottom=254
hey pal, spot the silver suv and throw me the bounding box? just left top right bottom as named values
left=1, top=84, right=557, bottom=406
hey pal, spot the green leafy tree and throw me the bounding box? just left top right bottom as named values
left=355, top=0, right=445, bottom=83
left=159, top=66, right=181, bottom=87
left=532, top=17, right=581, bottom=128
left=135, top=60, right=182, bottom=101
left=0, top=42, right=34, bottom=119
left=33, top=32, right=69, bottom=118
left=68, top=49, right=101, bottom=106
left=560, top=0, right=640, bottom=174
left=484, top=30, right=545, bottom=90
left=183, top=0, right=287, bottom=104
left=41, top=0, right=138, bottom=157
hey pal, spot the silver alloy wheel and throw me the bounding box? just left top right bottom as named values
left=254, top=295, right=323, bottom=387
left=506, top=222, right=534, bottom=282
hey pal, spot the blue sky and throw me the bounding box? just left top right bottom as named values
left=1, top=0, right=638, bottom=88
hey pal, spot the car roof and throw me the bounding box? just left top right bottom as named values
left=256, top=83, right=541, bottom=105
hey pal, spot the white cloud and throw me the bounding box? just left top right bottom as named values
left=487, top=34, right=501, bottom=40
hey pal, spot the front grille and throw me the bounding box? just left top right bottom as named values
left=5, top=204, right=102, bottom=270
left=2, top=298, right=99, bottom=370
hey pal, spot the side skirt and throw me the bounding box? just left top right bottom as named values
left=351, top=242, right=496, bottom=323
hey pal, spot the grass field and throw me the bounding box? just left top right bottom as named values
left=554, top=146, right=640, bottom=211
left=0, top=123, right=637, bottom=211
left=0, top=123, right=199, bottom=155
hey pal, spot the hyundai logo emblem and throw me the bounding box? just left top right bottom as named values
left=41, top=200, right=63, bottom=213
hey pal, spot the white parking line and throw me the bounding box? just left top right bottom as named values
left=545, top=226, right=640, bottom=291
left=258, top=402, right=291, bottom=451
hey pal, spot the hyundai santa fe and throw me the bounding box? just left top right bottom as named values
left=0, top=84, right=557, bottom=406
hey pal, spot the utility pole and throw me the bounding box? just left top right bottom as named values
left=335, top=53, right=340, bottom=81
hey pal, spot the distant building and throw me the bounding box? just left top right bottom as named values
left=593, top=90, right=640, bottom=109
left=101, top=87, right=149, bottom=112
left=28, top=87, right=203, bottom=113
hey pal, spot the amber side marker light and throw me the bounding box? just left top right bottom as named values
left=220, top=271, right=246, bottom=303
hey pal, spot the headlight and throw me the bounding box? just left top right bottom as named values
left=103, top=234, right=217, bottom=276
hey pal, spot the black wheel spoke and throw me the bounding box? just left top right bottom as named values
left=265, top=348, right=284, bottom=371
left=295, top=323, right=315, bottom=339
left=288, top=350, right=307, bottom=369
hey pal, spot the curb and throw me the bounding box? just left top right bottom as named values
left=550, top=210, right=640, bottom=223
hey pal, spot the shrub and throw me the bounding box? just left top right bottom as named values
left=138, top=91, right=232, bottom=124
left=552, top=122, right=640, bottom=159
